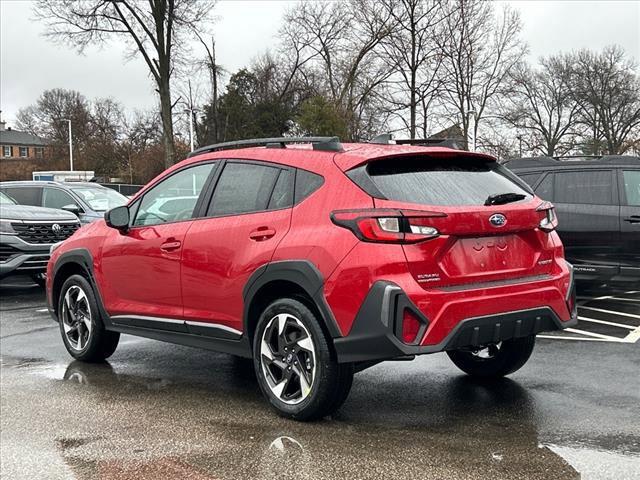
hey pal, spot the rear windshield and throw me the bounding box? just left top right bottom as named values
left=359, top=157, right=532, bottom=206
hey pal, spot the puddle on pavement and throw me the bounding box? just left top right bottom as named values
left=2, top=356, right=635, bottom=479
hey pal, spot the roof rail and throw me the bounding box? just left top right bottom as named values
left=504, top=155, right=640, bottom=168
left=368, top=133, right=463, bottom=150
left=188, top=136, right=343, bottom=157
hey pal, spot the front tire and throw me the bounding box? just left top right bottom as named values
left=253, top=298, right=353, bottom=421
left=447, top=335, right=535, bottom=378
left=31, top=273, right=46, bottom=288
left=58, top=274, right=120, bottom=362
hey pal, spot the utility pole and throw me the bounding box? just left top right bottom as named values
left=189, top=110, right=195, bottom=152
left=185, top=80, right=197, bottom=152
left=467, top=110, right=477, bottom=151
left=63, top=119, right=74, bottom=171
left=516, top=134, right=523, bottom=157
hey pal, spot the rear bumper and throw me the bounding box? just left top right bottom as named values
left=334, top=266, right=577, bottom=364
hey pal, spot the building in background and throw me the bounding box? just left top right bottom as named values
left=0, top=119, right=48, bottom=160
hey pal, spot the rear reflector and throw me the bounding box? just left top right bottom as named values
left=402, top=309, right=422, bottom=344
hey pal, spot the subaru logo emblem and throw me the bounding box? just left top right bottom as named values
left=52, top=224, right=62, bottom=233
left=489, top=214, right=507, bottom=227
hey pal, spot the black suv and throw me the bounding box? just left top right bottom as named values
left=504, top=155, right=640, bottom=283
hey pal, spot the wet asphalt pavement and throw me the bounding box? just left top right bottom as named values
left=1, top=278, right=639, bottom=480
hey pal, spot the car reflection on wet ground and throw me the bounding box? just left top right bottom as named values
left=1, top=278, right=639, bottom=480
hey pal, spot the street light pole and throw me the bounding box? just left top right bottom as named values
left=184, top=108, right=197, bottom=152
left=467, top=110, right=477, bottom=151
left=63, top=119, right=74, bottom=171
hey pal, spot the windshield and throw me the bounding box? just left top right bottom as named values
left=0, top=191, right=17, bottom=205
left=71, top=186, right=127, bottom=212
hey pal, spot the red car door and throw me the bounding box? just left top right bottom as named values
left=99, top=162, right=217, bottom=328
left=181, top=162, right=294, bottom=336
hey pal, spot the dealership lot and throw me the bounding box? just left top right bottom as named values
left=1, top=278, right=639, bottom=480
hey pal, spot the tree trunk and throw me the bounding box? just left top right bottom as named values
left=158, top=79, right=175, bottom=168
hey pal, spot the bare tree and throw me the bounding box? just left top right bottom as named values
left=438, top=0, right=526, bottom=149
left=502, top=57, right=578, bottom=156
left=34, top=0, right=215, bottom=167
left=282, top=0, right=395, bottom=139
left=567, top=46, right=640, bottom=155
left=379, top=0, right=447, bottom=138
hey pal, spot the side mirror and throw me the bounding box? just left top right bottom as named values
left=62, top=204, right=82, bottom=216
left=105, top=206, right=130, bottom=232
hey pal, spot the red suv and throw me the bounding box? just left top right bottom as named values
left=46, top=137, right=577, bottom=420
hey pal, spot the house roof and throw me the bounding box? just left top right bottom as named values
left=0, top=129, right=47, bottom=146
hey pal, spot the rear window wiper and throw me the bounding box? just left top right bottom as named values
left=484, top=192, right=526, bottom=206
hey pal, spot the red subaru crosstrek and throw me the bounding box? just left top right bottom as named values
left=47, top=137, right=577, bottom=420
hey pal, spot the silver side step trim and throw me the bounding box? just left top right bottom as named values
left=185, top=320, right=242, bottom=336
left=110, top=314, right=242, bottom=335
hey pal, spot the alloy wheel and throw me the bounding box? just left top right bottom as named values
left=61, top=285, right=92, bottom=351
left=260, top=313, right=316, bottom=405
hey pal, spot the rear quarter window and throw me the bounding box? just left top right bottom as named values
left=553, top=170, right=614, bottom=205
left=294, top=169, right=324, bottom=204
left=517, top=172, right=542, bottom=187
left=1, top=186, right=42, bottom=206
left=359, top=157, right=531, bottom=206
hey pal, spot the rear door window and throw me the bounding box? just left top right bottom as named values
left=622, top=170, right=640, bottom=206
left=553, top=170, right=614, bottom=205
left=1, top=187, right=42, bottom=206
left=268, top=169, right=294, bottom=210
left=208, top=162, right=281, bottom=216
left=43, top=188, right=79, bottom=210
left=362, top=157, right=531, bottom=206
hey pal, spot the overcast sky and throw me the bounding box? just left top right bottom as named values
left=1, top=0, right=638, bottom=127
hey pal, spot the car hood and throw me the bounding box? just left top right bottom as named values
left=0, top=204, right=79, bottom=222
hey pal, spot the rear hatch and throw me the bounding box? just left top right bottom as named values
left=347, top=154, right=555, bottom=289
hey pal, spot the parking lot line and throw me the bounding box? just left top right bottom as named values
left=577, top=316, right=637, bottom=330
left=564, top=327, right=624, bottom=341
left=577, top=291, right=639, bottom=301
left=537, top=334, right=623, bottom=342
left=605, top=297, right=640, bottom=303
left=578, top=306, right=640, bottom=319
left=623, top=326, right=640, bottom=343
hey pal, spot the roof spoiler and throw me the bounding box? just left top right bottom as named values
left=368, top=133, right=464, bottom=150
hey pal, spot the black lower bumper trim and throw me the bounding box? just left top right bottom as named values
left=334, top=280, right=578, bottom=364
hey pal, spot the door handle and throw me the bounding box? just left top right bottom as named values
left=160, top=240, right=182, bottom=251
left=624, top=216, right=640, bottom=224
left=249, top=227, right=276, bottom=241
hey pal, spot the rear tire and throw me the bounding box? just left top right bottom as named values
left=58, top=274, right=120, bottom=362
left=447, top=335, right=535, bottom=378
left=253, top=298, right=353, bottom=421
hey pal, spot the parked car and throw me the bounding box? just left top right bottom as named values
left=504, top=155, right=640, bottom=283
left=46, top=137, right=577, bottom=420
left=1, top=190, right=80, bottom=286
left=0, top=181, right=128, bottom=224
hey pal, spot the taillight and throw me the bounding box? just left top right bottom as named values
left=331, top=209, right=443, bottom=244
left=536, top=201, right=558, bottom=232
